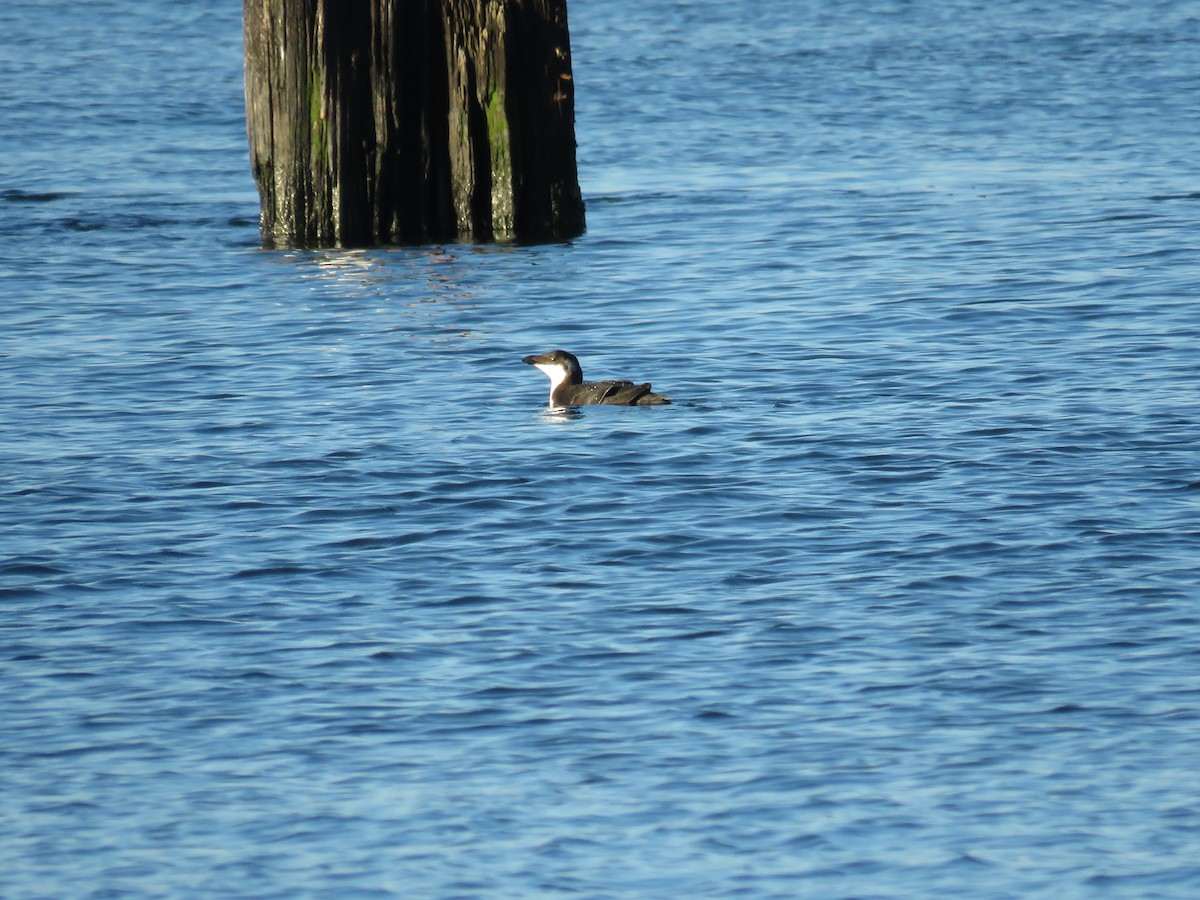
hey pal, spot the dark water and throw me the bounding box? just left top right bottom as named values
left=4, top=0, right=1200, bottom=896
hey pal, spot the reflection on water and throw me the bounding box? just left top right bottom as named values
left=538, top=406, right=584, bottom=422
left=283, top=246, right=499, bottom=344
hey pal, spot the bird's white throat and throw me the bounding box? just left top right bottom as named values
left=534, top=362, right=570, bottom=404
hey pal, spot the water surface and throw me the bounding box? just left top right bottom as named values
left=2, top=0, right=1199, bottom=896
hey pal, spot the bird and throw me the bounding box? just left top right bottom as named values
left=522, top=349, right=671, bottom=407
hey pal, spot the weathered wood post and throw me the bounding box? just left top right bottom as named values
left=243, top=0, right=585, bottom=247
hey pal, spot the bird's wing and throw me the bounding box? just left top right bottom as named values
left=569, top=380, right=634, bottom=404
left=598, top=381, right=655, bottom=405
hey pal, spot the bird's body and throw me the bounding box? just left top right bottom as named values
left=522, top=350, right=671, bottom=408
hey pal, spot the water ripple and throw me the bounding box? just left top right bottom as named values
left=3, top=0, right=1200, bottom=896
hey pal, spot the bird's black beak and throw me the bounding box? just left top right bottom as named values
left=522, top=354, right=542, bottom=365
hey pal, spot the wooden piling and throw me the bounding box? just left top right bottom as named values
left=243, top=0, right=585, bottom=247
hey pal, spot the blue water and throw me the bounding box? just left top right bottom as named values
left=3, top=0, right=1200, bottom=895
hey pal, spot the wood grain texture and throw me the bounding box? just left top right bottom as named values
left=244, top=0, right=585, bottom=247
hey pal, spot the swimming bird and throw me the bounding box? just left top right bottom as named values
left=522, top=349, right=671, bottom=407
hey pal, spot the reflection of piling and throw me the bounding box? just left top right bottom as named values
left=243, top=0, right=586, bottom=248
